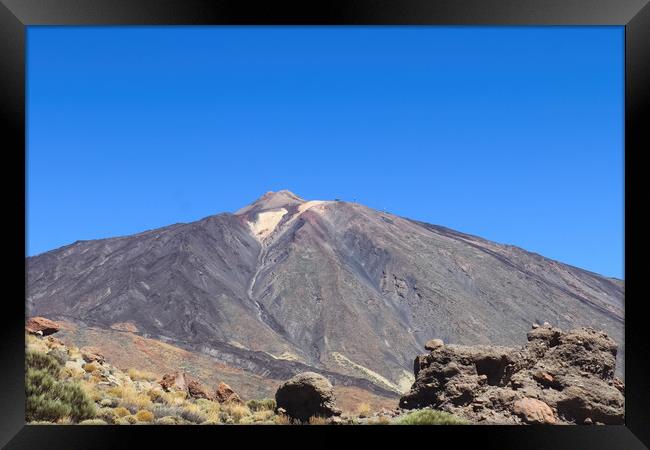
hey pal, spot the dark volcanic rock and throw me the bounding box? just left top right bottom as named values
left=275, top=372, right=342, bottom=422
left=400, top=324, right=624, bottom=425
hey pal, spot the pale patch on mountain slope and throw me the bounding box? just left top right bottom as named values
left=331, top=351, right=404, bottom=394
left=247, top=208, right=288, bottom=241
left=298, top=200, right=330, bottom=214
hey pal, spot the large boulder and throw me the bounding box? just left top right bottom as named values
left=513, top=397, right=556, bottom=424
left=159, top=372, right=188, bottom=392
left=26, top=317, right=60, bottom=336
left=80, top=347, right=105, bottom=364
left=275, top=372, right=341, bottom=422
left=186, top=377, right=212, bottom=400
left=159, top=371, right=214, bottom=400
left=400, top=324, right=624, bottom=425
left=214, top=382, right=242, bottom=404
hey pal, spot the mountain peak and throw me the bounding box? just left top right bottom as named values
left=235, top=190, right=305, bottom=215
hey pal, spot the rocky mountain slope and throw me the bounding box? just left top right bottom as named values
left=26, top=190, right=624, bottom=394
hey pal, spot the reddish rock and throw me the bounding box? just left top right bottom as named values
left=533, top=371, right=555, bottom=386
left=159, top=372, right=188, bottom=392
left=214, top=382, right=242, bottom=404
left=186, top=376, right=212, bottom=400
left=80, top=346, right=105, bottom=364
left=26, top=317, right=60, bottom=336
left=513, top=398, right=556, bottom=424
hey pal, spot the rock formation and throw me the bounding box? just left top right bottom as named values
left=159, top=371, right=215, bottom=401
left=399, top=324, right=624, bottom=425
left=275, top=372, right=342, bottom=422
left=214, top=382, right=243, bottom=404
left=26, top=316, right=60, bottom=336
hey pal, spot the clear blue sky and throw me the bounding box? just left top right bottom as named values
left=27, top=26, right=624, bottom=278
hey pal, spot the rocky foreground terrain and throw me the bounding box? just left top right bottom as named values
left=26, top=190, right=624, bottom=399
left=400, top=323, right=624, bottom=424
left=26, top=317, right=623, bottom=425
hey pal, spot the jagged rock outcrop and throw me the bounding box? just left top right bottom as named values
left=159, top=371, right=214, bottom=400
left=159, top=372, right=189, bottom=392
left=275, top=372, right=342, bottom=422
left=26, top=316, right=60, bottom=336
left=400, top=324, right=624, bottom=425
left=214, top=382, right=243, bottom=404
left=80, top=347, right=105, bottom=364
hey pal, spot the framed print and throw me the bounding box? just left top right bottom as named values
left=1, top=1, right=648, bottom=448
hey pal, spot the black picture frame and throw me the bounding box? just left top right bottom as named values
left=1, top=1, right=647, bottom=448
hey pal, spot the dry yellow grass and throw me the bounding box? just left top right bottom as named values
left=110, top=385, right=153, bottom=410
left=82, top=362, right=99, bottom=373
left=356, top=402, right=371, bottom=418
left=113, top=407, right=130, bottom=418
left=159, top=390, right=188, bottom=407
left=253, top=410, right=274, bottom=422
left=180, top=403, right=208, bottom=424
left=135, top=410, right=154, bottom=422
left=81, top=383, right=103, bottom=402
left=147, top=388, right=164, bottom=403
left=274, top=413, right=291, bottom=425
left=128, top=368, right=158, bottom=382
left=308, top=416, right=329, bottom=425
left=225, top=404, right=251, bottom=423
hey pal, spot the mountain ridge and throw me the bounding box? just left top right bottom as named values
left=27, top=191, right=624, bottom=393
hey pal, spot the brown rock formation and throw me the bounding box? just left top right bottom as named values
left=275, top=372, right=342, bottom=422
left=26, top=317, right=60, bottom=336
left=400, top=324, right=624, bottom=425
left=214, top=382, right=242, bottom=404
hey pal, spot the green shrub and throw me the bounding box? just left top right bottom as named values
left=26, top=351, right=61, bottom=377
left=25, top=351, right=96, bottom=423
left=47, top=349, right=68, bottom=366
left=155, top=416, right=182, bottom=425
left=96, top=407, right=118, bottom=424
left=246, top=398, right=276, bottom=412
left=396, top=409, right=468, bottom=425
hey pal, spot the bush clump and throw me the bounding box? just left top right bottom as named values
left=82, top=362, right=99, bottom=373
left=135, top=410, right=155, bottom=422
left=396, top=409, right=468, bottom=425
left=25, top=350, right=96, bottom=423
left=79, top=419, right=107, bottom=425
left=246, top=398, right=276, bottom=412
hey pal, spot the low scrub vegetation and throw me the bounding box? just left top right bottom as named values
left=27, top=333, right=443, bottom=426
left=396, top=409, right=468, bottom=425
left=246, top=398, right=276, bottom=412
left=26, top=350, right=96, bottom=423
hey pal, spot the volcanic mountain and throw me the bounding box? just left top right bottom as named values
left=26, top=190, right=624, bottom=394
